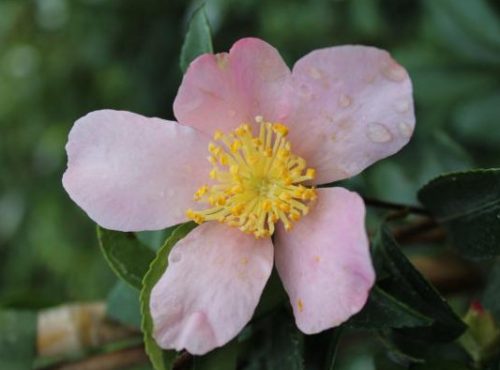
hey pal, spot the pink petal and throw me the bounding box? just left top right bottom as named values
left=62, top=110, right=210, bottom=231
left=150, top=222, right=273, bottom=355
left=174, top=37, right=292, bottom=135
left=274, top=187, right=375, bottom=334
left=288, top=46, right=415, bottom=184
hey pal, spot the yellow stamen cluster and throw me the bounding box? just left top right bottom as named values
left=186, top=117, right=317, bottom=238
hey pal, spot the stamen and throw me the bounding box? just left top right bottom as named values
left=186, top=117, right=317, bottom=238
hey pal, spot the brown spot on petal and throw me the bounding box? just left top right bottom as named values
left=297, top=298, right=304, bottom=313
left=216, top=53, right=229, bottom=70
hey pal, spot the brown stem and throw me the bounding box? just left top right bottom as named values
left=174, top=351, right=193, bottom=369
left=49, top=346, right=147, bottom=370
left=37, top=303, right=138, bottom=358
left=392, top=218, right=446, bottom=244
left=362, top=196, right=430, bottom=216
left=410, top=253, right=483, bottom=294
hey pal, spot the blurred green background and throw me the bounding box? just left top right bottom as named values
left=1, top=0, right=499, bottom=312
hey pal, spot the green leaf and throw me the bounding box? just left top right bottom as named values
left=365, top=131, right=472, bottom=205
left=98, top=226, right=156, bottom=290
left=137, top=226, right=177, bottom=251
left=451, top=93, right=500, bottom=149
left=373, top=227, right=466, bottom=341
left=107, top=280, right=142, bottom=328
left=140, top=222, right=197, bottom=370
left=374, top=352, right=407, bottom=370
left=418, top=169, right=500, bottom=259
left=180, top=4, right=213, bottom=73
left=253, top=268, right=287, bottom=318
left=347, top=286, right=433, bottom=329
left=424, top=0, right=500, bottom=64
left=193, top=340, right=239, bottom=370
left=324, top=328, right=343, bottom=370
left=266, top=314, right=304, bottom=370
left=0, top=310, right=36, bottom=370
left=413, top=359, right=472, bottom=370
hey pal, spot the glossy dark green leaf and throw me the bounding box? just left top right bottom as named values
left=266, top=314, right=304, bottom=370
left=413, top=359, right=472, bottom=370
left=347, top=286, right=432, bottom=329
left=107, top=280, right=142, bottom=328
left=418, top=169, right=500, bottom=259
left=0, top=310, right=36, bottom=370
left=98, top=226, right=156, bottom=290
left=373, top=227, right=466, bottom=341
left=374, top=352, right=407, bottom=370
left=180, top=4, right=213, bottom=73
left=324, top=328, right=343, bottom=370
left=253, top=268, right=287, bottom=319
left=140, top=222, right=197, bottom=370
left=193, top=340, right=239, bottom=370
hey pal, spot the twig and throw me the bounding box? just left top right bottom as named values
left=51, top=346, right=147, bottom=370
left=410, top=253, right=483, bottom=294
left=362, top=196, right=430, bottom=216
left=174, top=351, right=192, bottom=369
left=37, top=303, right=138, bottom=358
left=392, top=218, right=446, bottom=244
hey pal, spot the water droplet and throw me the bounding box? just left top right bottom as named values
left=308, top=67, right=322, bottom=80
left=382, top=64, right=407, bottom=82
left=496, top=213, right=500, bottom=220
left=368, top=123, right=393, bottom=143
left=320, top=110, right=334, bottom=123
left=338, top=94, right=352, bottom=108
left=398, top=122, right=413, bottom=138
left=170, top=251, right=182, bottom=263
left=364, top=74, right=376, bottom=84
left=395, top=99, right=410, bottom=113
left=299, top=83, right=313, bottom=101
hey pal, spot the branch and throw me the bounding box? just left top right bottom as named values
left=50, top=347, right=147, bottom=370
left=392, top=217, right=446, bottom=244
left=362, top=196, right=430, bottom=216
left=37, top=303, right=138, bottom=358
left=410, top=253, right=483, bottom=294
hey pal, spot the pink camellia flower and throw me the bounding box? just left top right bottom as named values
left=63, top=38, right=414, bottom=355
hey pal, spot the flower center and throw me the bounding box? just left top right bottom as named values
left=186, top=116, right=317, bottom=238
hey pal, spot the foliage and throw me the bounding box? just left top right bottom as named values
left=1, top=0, right=500, bottom=369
